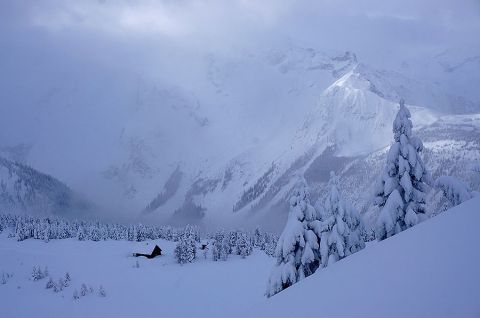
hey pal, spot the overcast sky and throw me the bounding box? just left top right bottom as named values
left=1, top=0, right=479, bottom=67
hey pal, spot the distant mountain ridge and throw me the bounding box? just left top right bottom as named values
left=140, top=47, right=480, bottom=230
left=1, top=43, right=479, bottom=227
left=0, top=156, right=89, bottom=216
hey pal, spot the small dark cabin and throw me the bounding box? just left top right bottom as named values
left=133, top=245, right=162, bottom=259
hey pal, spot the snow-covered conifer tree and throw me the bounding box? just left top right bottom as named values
left=77, top=226, right=87, bottom=241
left=57, top=221, right=69, bottom=239
left=89, top=225, right=101, bottom=241
left=15, top=218, right=32, bottom=241
left=212, top=240, right=221, bottom=261
left=253, top=227, right=266, bottom=250
left=31, top=265, right=47, bottom=281
left=434, top=176, right=474, bottom=211
left=53, top=279, right=64, bottom=293
left=98, top=285, right=106, bottom=297
left=374, top=99, right=430, bottom=240
left=211, top=229, right=230, bottom=261
left=235, top=232, right=253, bottom=258
left=34, top=220, right=49, bottom=241
left=46, top=277, right=54, bottom=289
left=219, top=236, right=230, bottom=261
left=266, top=179, right=320, bottom=297
left=99, top=224, right=109, bottom=241
left=64, top=272, right=71, bottom=287
left=317, top=172, right=365, bottom=268
left=263, top=238, right=277, bottom=257
left=127, top=226, right=135, bottom=241
left=1, top=272, right=9, bottom=285
left=174, top=225, right=197, bottom=264
left=80, top=283, right=89, bottom=296
left=136, top=224, right=147, bottom=242
left=227, top=230, right=238, bottom=254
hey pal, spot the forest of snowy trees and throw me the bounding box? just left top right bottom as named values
left=265, top=100, right=478, bottom=297
left=266, top=173, right=367, bottom=297
left=0, top=212, right=278, bottom=264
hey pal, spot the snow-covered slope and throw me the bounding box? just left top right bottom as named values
left=0, top=156, right=89, bottom=216
left=1, top=197, right=478, bottom=318
left=244, top=196, right=480, bottom=318
left=296, top=64, right=439, bottom=156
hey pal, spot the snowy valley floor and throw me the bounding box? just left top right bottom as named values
left=1, top=197, right=480, bottom=318
left=0, top=236, right=274, bottom=318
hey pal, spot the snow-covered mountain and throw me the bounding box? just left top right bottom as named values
left=138, top=50, right=480, bottom=230
left=399, top=47, right=480, bottom=113
left=1, top=43, right=479, bottom=228
left=0, top=156, right=89, bottom=216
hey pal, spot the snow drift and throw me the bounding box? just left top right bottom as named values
left=245, top=196, right=480, bottom=318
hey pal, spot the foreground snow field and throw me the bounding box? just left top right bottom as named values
left=247, top=196, right=480, bottom=318
left=0, top=236, right=273, bottom=318
left=1, top=197, right=479, bottom=318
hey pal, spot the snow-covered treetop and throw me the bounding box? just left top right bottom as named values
left=288, top=178, right=316, bottom=223
left=393, top=99, right=412, bottom=142
left=322, top=171, right=341, bottom=219
left=392, top=99, right=424, bottom=154
left=327, top=171, right=339, bottom=189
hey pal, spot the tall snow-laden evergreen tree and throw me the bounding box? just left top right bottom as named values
left=136, top=224, right=147, bottom=242
left=235, top=232, right=253, bottom=258
left=89, top=225, right=102, bottom=241
left=77, top=226, right=87, bottom=241
left=317, top=172, right=365, bottom=268
left=374, top=99, right=430, bottom=241
left=263, top=233, right=279, bottom=257
left=174, top=225, right=197, bottom=264
left=211, top=229, right=230, bottom=261
left=266, top=179, right=320, bottom=297
left=253, top=226, right=266, bottom=250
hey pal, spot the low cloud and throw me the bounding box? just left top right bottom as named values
left=3, top=0, right=479, bottom=63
